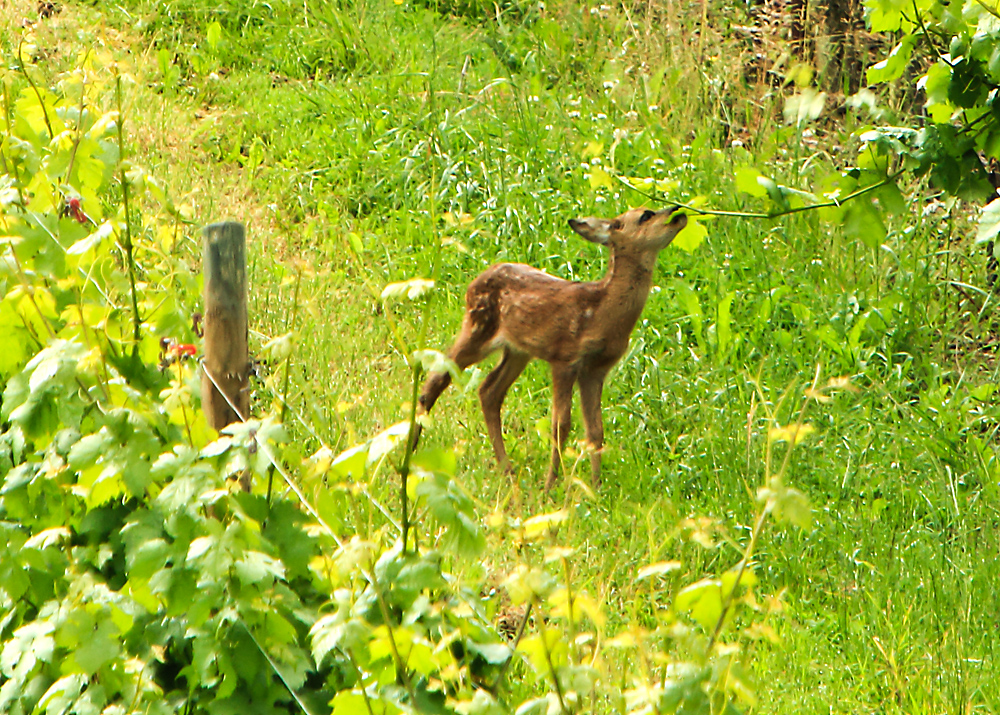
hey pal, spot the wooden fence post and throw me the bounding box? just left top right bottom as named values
left=201, top=221, right=249, bottom=430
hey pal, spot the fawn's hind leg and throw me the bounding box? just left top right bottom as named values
left=418, top=313, right=493, bottom=413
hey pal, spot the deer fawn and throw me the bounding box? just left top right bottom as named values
left=417, top=206, right=688, bottom=491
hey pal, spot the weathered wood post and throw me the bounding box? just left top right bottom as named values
left=201, top=222, right=249, bottom=430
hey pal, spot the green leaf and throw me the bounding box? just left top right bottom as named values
left=381, top=278, right=435, bottom=301
left=734, top=167, right=768, bottom=197
left=207, top=20, right=222, bottom=50
left=867, top=37, right=915, bottom=84
left=636, top=560, right=682, bottom=581
left=412, top=349, right=459, bottom=380
left=672, top=215, right=707, bottom=253
left=68, top=429, right=113, bottom=470
left=588, top=166, right=613, bottom=190
left=415, top=472, right=485, bottom=557
left=923, top=62, right=955, bottom=122
left=843, top=199, right=886, bottom=249
left=674, top=280, right=705, bottom=352
left=715, top=291, right=735, bottom=361
left=865, top=0, right=906, bottom=32
left=368, top=421, right=410, bottom=465
left=674, top=578, right=723, bottom=632
left=330, top=443, right=367, bottom=479
left=234, top=550, right=286, bottom=586
left=70, top=618, right=120, bottom=676
left=466, top=641, right=511, bottom=666
left=455, top=689, right=506, bottom=715
left=948, top=59, right=987, bottom=108
left=759, top=176, right=791, bottom=212
left=975, top=198, right=1000, bottom=244
left=262, top=332, right=295, bottom=365
left=783, top=89, right=826, bottom=126
left=773, top=486, right=813, bottom=529
left=332, top=689, right=378, bottom=715
left=36, top=674, right=86, bottom=714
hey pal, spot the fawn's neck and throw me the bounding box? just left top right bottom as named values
left=598, top=250, right=656, bottom=328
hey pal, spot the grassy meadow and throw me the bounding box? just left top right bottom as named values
left=4, top=0, right=1000, bottom=711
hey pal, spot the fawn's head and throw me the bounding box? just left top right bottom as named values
left=568, top=207, right=688, bottom=256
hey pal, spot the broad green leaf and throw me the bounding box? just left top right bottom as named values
left=68, top=429, right=113, bottom=470
left=783, top=89, right=826, bottom=125
left=330, top=443, right=367, bottom=479
left=207, top=20, right=222, bottom=50
left=721, top=566, right=758, bottom=596
left=758, top=176, right=790, bottom=212
left=411, top=448, right=457, bottom=476
left=923, top=62, right=956, bottom=122
left=675, top=578, right=723, bottom=631
left=773, top=486, right=813, bottom=529
left=24, top=527, right=70, bottom=550
left=867, top=37, right=915, bottom=84
left=734, top=167, right=768, bottom=197
left=66, top=221, right=115, bottom=256
left=234, top=550, right=286, bottom=586
left=1, top=620, right=55, bottom=677
left=187, top=535, right=216, bottom=561
left=513, top=697, right=550, bottom=715
left=466, top=641, right=511, bottom=666
left=381, top=278, right=434, bottom=301
left=36, top=674, right=86, bottom=714
left=368, top=421, right=410, bottom=464
left=843, top=199, right=886, bottom=249
left=948, top=58, right=987, bottom=108
left=672, top=215, right=707, bottom=252
left=517, top=627, right=567, bottom=672
left=522, top=509, right=568, bottom=540
left=505, top=565, right=557, bottom=605
left=412, top=349, right=459, bottom=380
left=636, top=560, right=682, bottom=581
left=262, top=331, right=295, bottom=364
left=333, top=689, right=380, bottom=715
left=866, top=0, right=907, bottom=32
left=975, top=197, right=1000, bottom=244
left=414, top=471, right=485, bottom=557
left=455, top=689, right=506, bottom=715
left=70, top=618, right=120, bottom=675
left=588, top=166, right=613, bottom=190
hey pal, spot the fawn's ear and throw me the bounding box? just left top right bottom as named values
left=568, top=217, right=611, bottom=245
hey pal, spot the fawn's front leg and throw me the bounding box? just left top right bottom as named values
left=544, top=363, right=577, bottom=492
left=578, top=369, right=607, bottom=489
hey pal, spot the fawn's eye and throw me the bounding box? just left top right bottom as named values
left=610, top=220, right=623, bottom=231
left=638, top=210, right=656, bottom=224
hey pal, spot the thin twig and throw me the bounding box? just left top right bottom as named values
left=17, top=40, right=54, bottom=139
left=114, top=73, right=142, bottom=358
left=617, top=169, right=907, bottom=220
left=490, top=601, right=533, bottom=691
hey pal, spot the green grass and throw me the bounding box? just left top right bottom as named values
left=16, top=0, right=1000, bottom=709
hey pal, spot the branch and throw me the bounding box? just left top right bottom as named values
left=616, top=169, right=907, bottom=220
